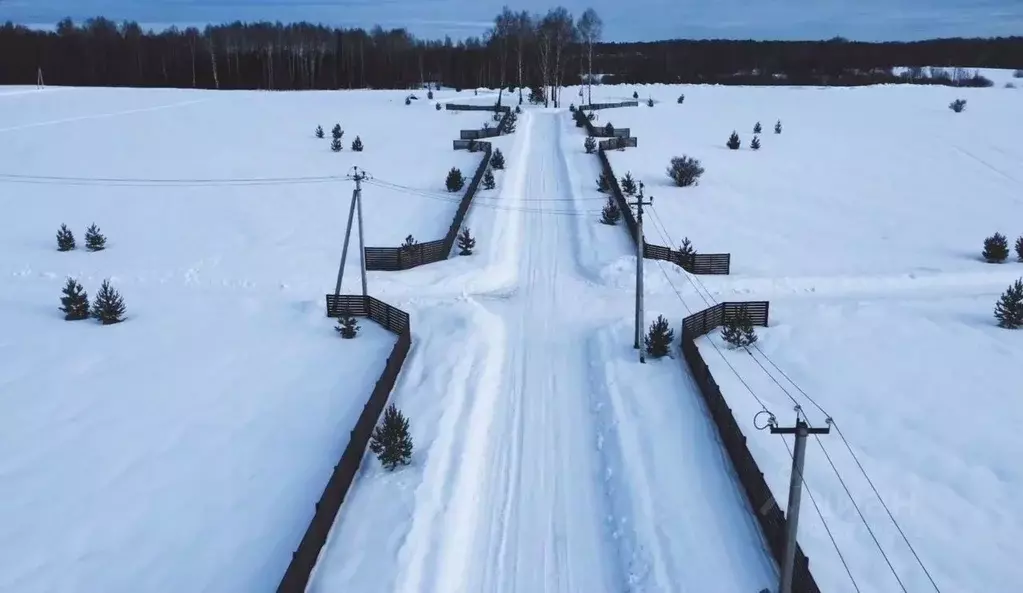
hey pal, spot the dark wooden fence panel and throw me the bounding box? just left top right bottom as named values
left=598, top=137, right=638, bottom=150
left=580, top=100, right=640, bottom=110
left=444, top=103, right=504, bottom=112
left=460, top=128, right=502, bottom=140
left=325, top=294, right=410, bottom=334
left=278, top=297, right=412, bottom=593
left=643, top=243, right=731, bottom=275
left=678, top=303, right=820, bottom=593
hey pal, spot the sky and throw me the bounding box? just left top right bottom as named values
left=1, top=0, right=1021, bottom=42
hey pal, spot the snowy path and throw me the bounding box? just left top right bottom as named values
left=462, top=111, right=625, bottom=593
left=309, top=110, right=779, bottom=593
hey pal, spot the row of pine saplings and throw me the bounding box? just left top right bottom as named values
left=983, top=233, right=1023, bottom=330
left=314, top=124, right=364, bottom=152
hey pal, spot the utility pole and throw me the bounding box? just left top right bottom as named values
left=332, top=167, right=371, bottom=312
left=630, top=182, right=653, bottom=363
left=352, top=167, right=369, bottom=298
left=771, top=414, right=831, bottom=593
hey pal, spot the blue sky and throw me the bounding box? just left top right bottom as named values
left=2, top=0, right=1021, bottom=41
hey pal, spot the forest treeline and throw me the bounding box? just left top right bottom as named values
left=1, top=7, right=1022, bottom=93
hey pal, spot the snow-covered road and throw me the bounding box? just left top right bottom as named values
left=311, top=110, right=778, bottom=592
left=462, top=111, right=624, bottom=593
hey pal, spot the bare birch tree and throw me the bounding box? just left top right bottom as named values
left=577, top=8, right=602, bottom=105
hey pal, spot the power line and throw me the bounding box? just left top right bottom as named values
left=0, top=171, right=348, bottom=186
left=647, top=203, right=938, bottom=592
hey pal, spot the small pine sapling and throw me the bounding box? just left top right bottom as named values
left=678, top=237, right=696, bottom=267
left=56, top=224, right=76, bottom=251
left=490, top=148, right=505, bottom=169
left=721, top=306, right=758, bottom=348
left=753, top=121, right=762, bottom=134
left=677, top=94, right=685, bottom=104
left=774, top=120, right=782, bottom=134
left=436, top=102, right=442, bottom=111
left=515, top=105, right=522, bottom=114
left=482, top=168, right=496, bottom=190
left=647, top=97, right=654, bottom=107
left=983, top=232, right=1009, bottom=263
left=620, top=172, right=638, bottom=196
left=600, top=196, right=621, bottom=225
left=949, top=98, right=967, bottom=113
left=445, top=167, right=465, bottom=192
left=315, top=125, right=324, bottom=138
left=351, top=136, right=364, bottom=151
left=331, top=137, right=343, bottom=152
left=596, top=172, right=611, bottom=193
left=59, top=277, right=90, bottom=320
left=405, top=96, right=411, bottom=105
left=667, top=155, right=705, bottom=187
left=369, top=403, right=414, bottom=470
left=457, top=226, right=476, bottom=255
left=1016, top=236, right=1023, bottom=262
left=750, top=135, right=761, bottom=150
left=504, top=112, right=517, bottom=133
left=92, top=279, right=125, bottom=325
left=335, top=315, right=360, bottom=338
left=84, top=223, right=106, bottom=251
left=632, top=90, right=639, bottom=99
left=604, top=122, right=615, bottom=136
left=427, top=90, right=434, bottom=99
left=331, top=123, right=343, bottom=140
left=994, top=279, right=1023, bottom=329
left=644, top=315, right=675, bottom=358
left=584, top=136, right=596, bottom=154
left=402, top=235, right=418, bottom=252
left=726, top=131, right=741, bottom=150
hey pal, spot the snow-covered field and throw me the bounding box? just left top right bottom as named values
left=583, top=77, right=1023, bottom=593
left=0, top=86, right=493, bottom=593
left=4, top=75, right=1022, bottom=593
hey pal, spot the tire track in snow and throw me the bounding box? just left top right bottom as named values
left=0, top=97, right=212, bottom=133
left=306, top=300, right=504, bottom=593
left=586, top=324, right=778, bottom=592
left=461, top=111, right=627, bottom=593
left=390, top=298, right=507, bottom=593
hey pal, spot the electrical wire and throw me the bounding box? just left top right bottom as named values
left=778, top=434, right=864, bottom=593
left=364, top=178, right=605, bottom=216
left=647, top=202, right=938, bottom=592
left=0, top=171, right=348, bottom=186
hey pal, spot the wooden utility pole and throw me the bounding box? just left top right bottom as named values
left=333, top=167, right=370, bottom=307
left=771, top=415, right=831, bottom=593
left=630, top=182, right=653, bottom=362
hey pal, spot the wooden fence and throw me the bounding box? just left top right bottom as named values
left=598, top=136, right=638, bottom=150
left=644, top=243, right=731, bottom=275
left=365, top=147, right=493, bottom=270
left=276, top=295, right=412, bottom=593
left=580, top=100, right=640, bottom=110
left=679, top=302, right=822, bottom=593
left=587, top=125, right=732, bottom=275
left=363, top=102, right=512, bottom=271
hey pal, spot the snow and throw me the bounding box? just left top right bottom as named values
left=5, top=76, right=1022, bottom=593
left=0, top=86, right=486, bottom=593
left=310, top=111, right=776, bottom=593
left=581, top=77, right=1023, bottom=593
